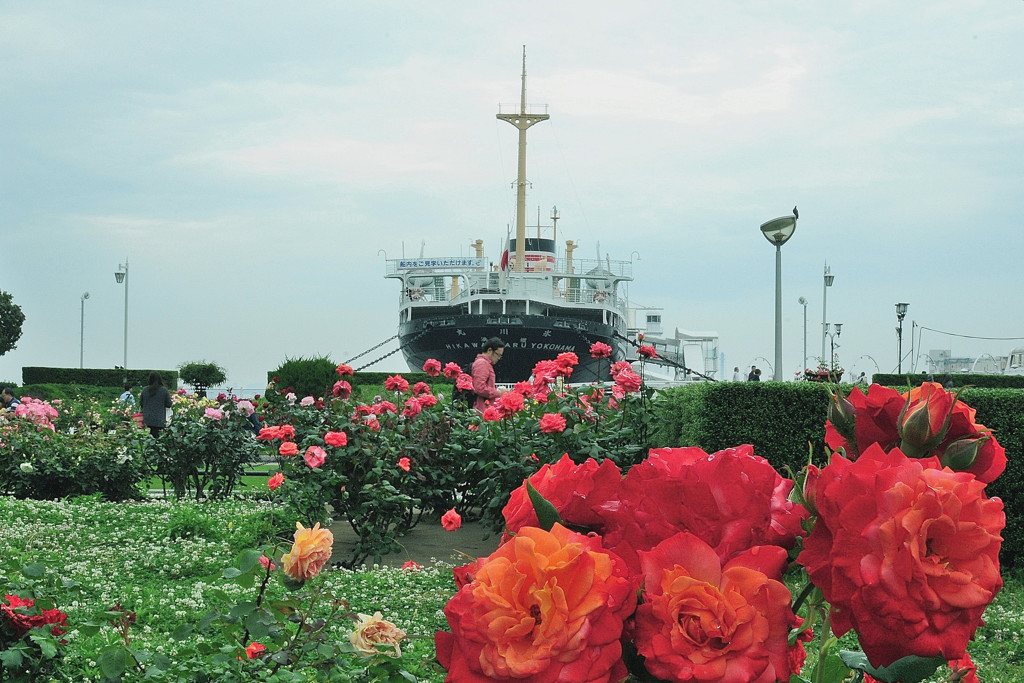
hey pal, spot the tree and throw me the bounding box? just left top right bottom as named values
left=0, top=291, right=25, bottom=357
left=178, top=360, right=227, bottom=397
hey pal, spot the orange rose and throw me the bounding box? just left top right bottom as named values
left=278, top=441, right=298, bottom=457
left=349, top=611, right=406, bottom=657
left=435, top=523, right=637, bottom=682
left=281, top=522, right=334, bottom=582
left=634, top=532, right=803, bottom=683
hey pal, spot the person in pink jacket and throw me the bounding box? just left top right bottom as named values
left=471, top=337, right=505, bottom=411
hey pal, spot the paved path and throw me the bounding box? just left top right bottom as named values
left=329, top=518, right=501, bottom=569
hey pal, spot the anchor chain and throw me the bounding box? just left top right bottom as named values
left=344, top=335, right=398, bottom=365
left=611, top=330, right=717, bottom=382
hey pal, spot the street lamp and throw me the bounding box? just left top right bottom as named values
left=821, top=263, right=835, bottom=362
left=896, top=302, right=909, bottom=373
left=798, top=296, right=808, bottom=371
left=115, top=259, right=129, bottom=380
left=80, top=292, right=90, bottom=368
left=760, top=212, right=798, bottom=381
left=825, top=322, right=843, bottom=378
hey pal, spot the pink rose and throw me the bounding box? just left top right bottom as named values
left=398, top=457, right=411, bottom=472
left=538, top=412, right=566, bottom=433
left=304, top=446, right=326, bottom=468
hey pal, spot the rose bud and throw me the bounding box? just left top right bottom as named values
left=940, top=434, right=989, bottom=472
left=898, top=394, right=951, bottom=458
left=826, top=391, right=858, bottom=447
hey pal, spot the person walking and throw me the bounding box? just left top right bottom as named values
left=140, top=372, right=173, bottom=437
left=119, top=384, right=136, bottom=406
left=732, top=366, right=743, bottom=381
left=471, top=337, right=505, bottom=412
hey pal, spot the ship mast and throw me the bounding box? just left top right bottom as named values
left=497, top=47, right=549, bottom=272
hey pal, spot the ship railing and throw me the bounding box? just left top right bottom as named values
left=498, top=102, right=549, bottom=116
left=384, top=257, right=633, bottom=280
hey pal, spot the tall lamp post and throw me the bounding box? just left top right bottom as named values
left=798, top=296, right=808, bottom=371
left=760, top=212, right=798, bottom=381
left=821, top=264, right=835, bottom=362
left=79, top=292, right=90, bottom=368
left=896, top=302, right=909, bottom=373
left=115, top=259, right=129, bottom=380
left=825, top=322, right=843, bottom=379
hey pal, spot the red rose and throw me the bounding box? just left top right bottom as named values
left=278, top=441, right=298, bottom=457
left=455, top=373, right=473, bottom=391
left=267, top=472, right=284, bottom=490
left=590, top=341, right=612, bottom=359
left=279, top=424, right=296, bottom=441
left=435, top=524, right=636, bottom=683
left=613, top=368, right=642, bottom=393
left=402, top=397, right=422, bottom=418
left=397, top=456, right=411, bottom=472
left=538, top=412, right=566, bottom=433
left=323, top=430, right=347, bottom=448
left=637, top=344, right=657, bottom=359
left=417, top=393, right=438, bottom=407
left=634, top=533, right=803, bottom=683
left=441, top=508, right=462, bottom=531
left=335, top=364, right=354, bottom=377
left=411, top=381, right=431, bottom=396
left=384, top=375, right=409, bottom=392
left=824, top=384, right=904, bottom=457
left=422, top=358, right=442, bottom=376
left=443, top=362, right=462, bottom=379
left=331, top=380, right=352, bottom=399
left=502, top=454, right=621, bottom=538
left=496, top=391, right=525, bottom=416
left=245, top=641, right=266, bottom=659
left=602, top=446, right=807, bottom=574
left=798, top=444, right=1004, bottom=667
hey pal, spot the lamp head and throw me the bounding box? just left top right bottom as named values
left=798, top=296, right=807, bottom=305
left=82, top=292, right=90, bottom=301
left=759, top=216, right=797, bottom=247
left=835, top=323, right=843, bottom=336
left=115, top=271, right=125, bottom=283
left=896, top=302, right=909, bottom=319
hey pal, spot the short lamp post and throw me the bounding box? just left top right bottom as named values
left=825, top=322, right=843, bottom=378
left=896, top=302, right=909, bottom=373
left=115, top=259, right=129, bottom=380
left=821, top=264, right=835, bottom=362
left=798, top=296, right=808, bottom=371
left=760, top=213, right=798, bottom=381
left=79, top=292, right=90, bottom=368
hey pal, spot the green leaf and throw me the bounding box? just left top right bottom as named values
left=222, top=567, right=243, bottom=579
left=526, top=481, right=563, bottom=532
left=21, top=562, right=45, bottom=578
left=238, top=548, right=262, bottom=573
left=839, top=651, right=946, bottom=683
left=0, top=648, right=24, bottom=668
left=171, top=623, right=194, bottom=640
left=98, top=647, right=130, bottom=679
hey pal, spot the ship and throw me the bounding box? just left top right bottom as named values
left=385, top=52, right=634, bottom=384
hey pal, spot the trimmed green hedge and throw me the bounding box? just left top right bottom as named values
left=874, top=373, right=1024, bottom=389
left=653, top=382, right=1024, bottom=567
left=21, top=367, right=178, bottom=389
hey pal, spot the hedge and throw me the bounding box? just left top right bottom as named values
left=21, top=367, right=178, bottom=389
left=653, top=382, right=1024, bottom=567
left=874, top=373, right=1024, bottom=389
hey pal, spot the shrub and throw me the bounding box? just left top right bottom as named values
left=177, top=361, right=227, bottom=397
left=267, top=356, right=338, bottom=399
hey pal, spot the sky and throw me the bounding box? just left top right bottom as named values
left=2, top=0, right=1023, bottom=394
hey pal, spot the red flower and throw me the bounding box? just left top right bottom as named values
left=502, top=454, right=621, bottom=537
left=279, top=424, right=296, bottom=441
left=634, top=533, right=804, bottom=683
left=402, top=560, right=422, bottom=571
left=441, top=508, right=462, bottom=531
left=538, top=412, right=566, bottom=433
left=422, top=358, right=442, bottom=377
left=324, top=430, right=348, bottom=448
left=418, top=393, right=438, bottom=407
left=435, top=524, right=637, bottom=683
left=481, top=406, right=502, bottom=422
left=372, top=400, right=397, bottom=415
left=554, top=352, right=579, bottom=377
left=258, top=554, right=276, bottom=571
left=384, top=375, right=409, bottom=392
left=335, top=363, right=354, bottom=377
left=443, top=362, right=462, bottom=379
left=496, top=391, right=525, bottom=416
left=455, top=373, right=473, bottom=391
left=257, top=425, right=282, bottom=441
left=609, top=360, right=632, bottom=377
left=637, top=344, right=657, bottom=359
left=278, top=441, right=298, bottom=457
left=590, top=341, right=612, bottom=359
left=397, top=456, right=411, bottom=472
left=613, top=368, right=642, bottom=393
left=411, top=381, right=432, bottom=396
left=798, top=444, right=1004, bottom=667
left=602, top=446, right=807, bottom=575
left=245, top=641, right=266, bottom=659
left=331, top=380, right=352, bottom=399
left=267, top=472, right=284, bottom=490
left=402, top=397, right=422, bottom=418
